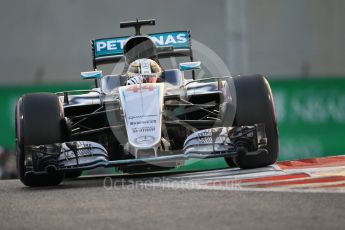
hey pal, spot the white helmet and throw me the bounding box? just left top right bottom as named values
left=126, top=58, right=162, bottom=85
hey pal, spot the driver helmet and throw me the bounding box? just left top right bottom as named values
left=126, top=58, right=162, bottom=85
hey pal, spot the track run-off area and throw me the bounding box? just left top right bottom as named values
left=1, top=155, right=345, bottom=230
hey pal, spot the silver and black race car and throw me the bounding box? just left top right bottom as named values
left=15, top=19, right=279, bottom=186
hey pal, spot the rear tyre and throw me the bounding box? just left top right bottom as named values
left=224, top=75, right=279, bottom=169
left=16, top=93, right=66, bottom=186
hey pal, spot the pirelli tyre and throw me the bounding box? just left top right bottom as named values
left=225, top=75, right=279, bottom=169
left=15, top=93, right=66, bottom=186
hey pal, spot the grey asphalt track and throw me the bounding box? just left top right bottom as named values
left=1, top=174, right=345, bottom=230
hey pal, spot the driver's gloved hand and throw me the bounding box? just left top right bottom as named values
left=126, top=75, right=146, bottom=85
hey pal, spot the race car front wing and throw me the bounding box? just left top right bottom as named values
left=23, top=124, right=267, bottom=177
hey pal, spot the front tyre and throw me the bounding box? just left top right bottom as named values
left=16, top=93, right=66, bottom=186
left=65, top=170, right=83, bottom=179
left=225, top=75, right=279, bottom=169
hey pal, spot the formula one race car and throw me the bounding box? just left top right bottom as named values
left=15, top=19, right=279, bottom=186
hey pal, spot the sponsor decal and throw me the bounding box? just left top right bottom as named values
left=140, top=59, right=152, bottom=74
left=126, top=85, right=157, bottom=93
left=94, top=31, right=189, bottom=57
left=132, top=126, right=155, bottom=134
left=128, top=114, right=157, bottom=120
left=130, top=120, right=156, bottom=126
left=135, top=136, right=155, bottom=144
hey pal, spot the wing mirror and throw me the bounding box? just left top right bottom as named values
left=179, top=61, right=201, bottom=71
left=80, top=70, right=103, bottom=80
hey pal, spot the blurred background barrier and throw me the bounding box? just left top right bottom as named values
left=1, top=0, right=345, bottom=84
left=271, top=78, right=345, bottom=160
